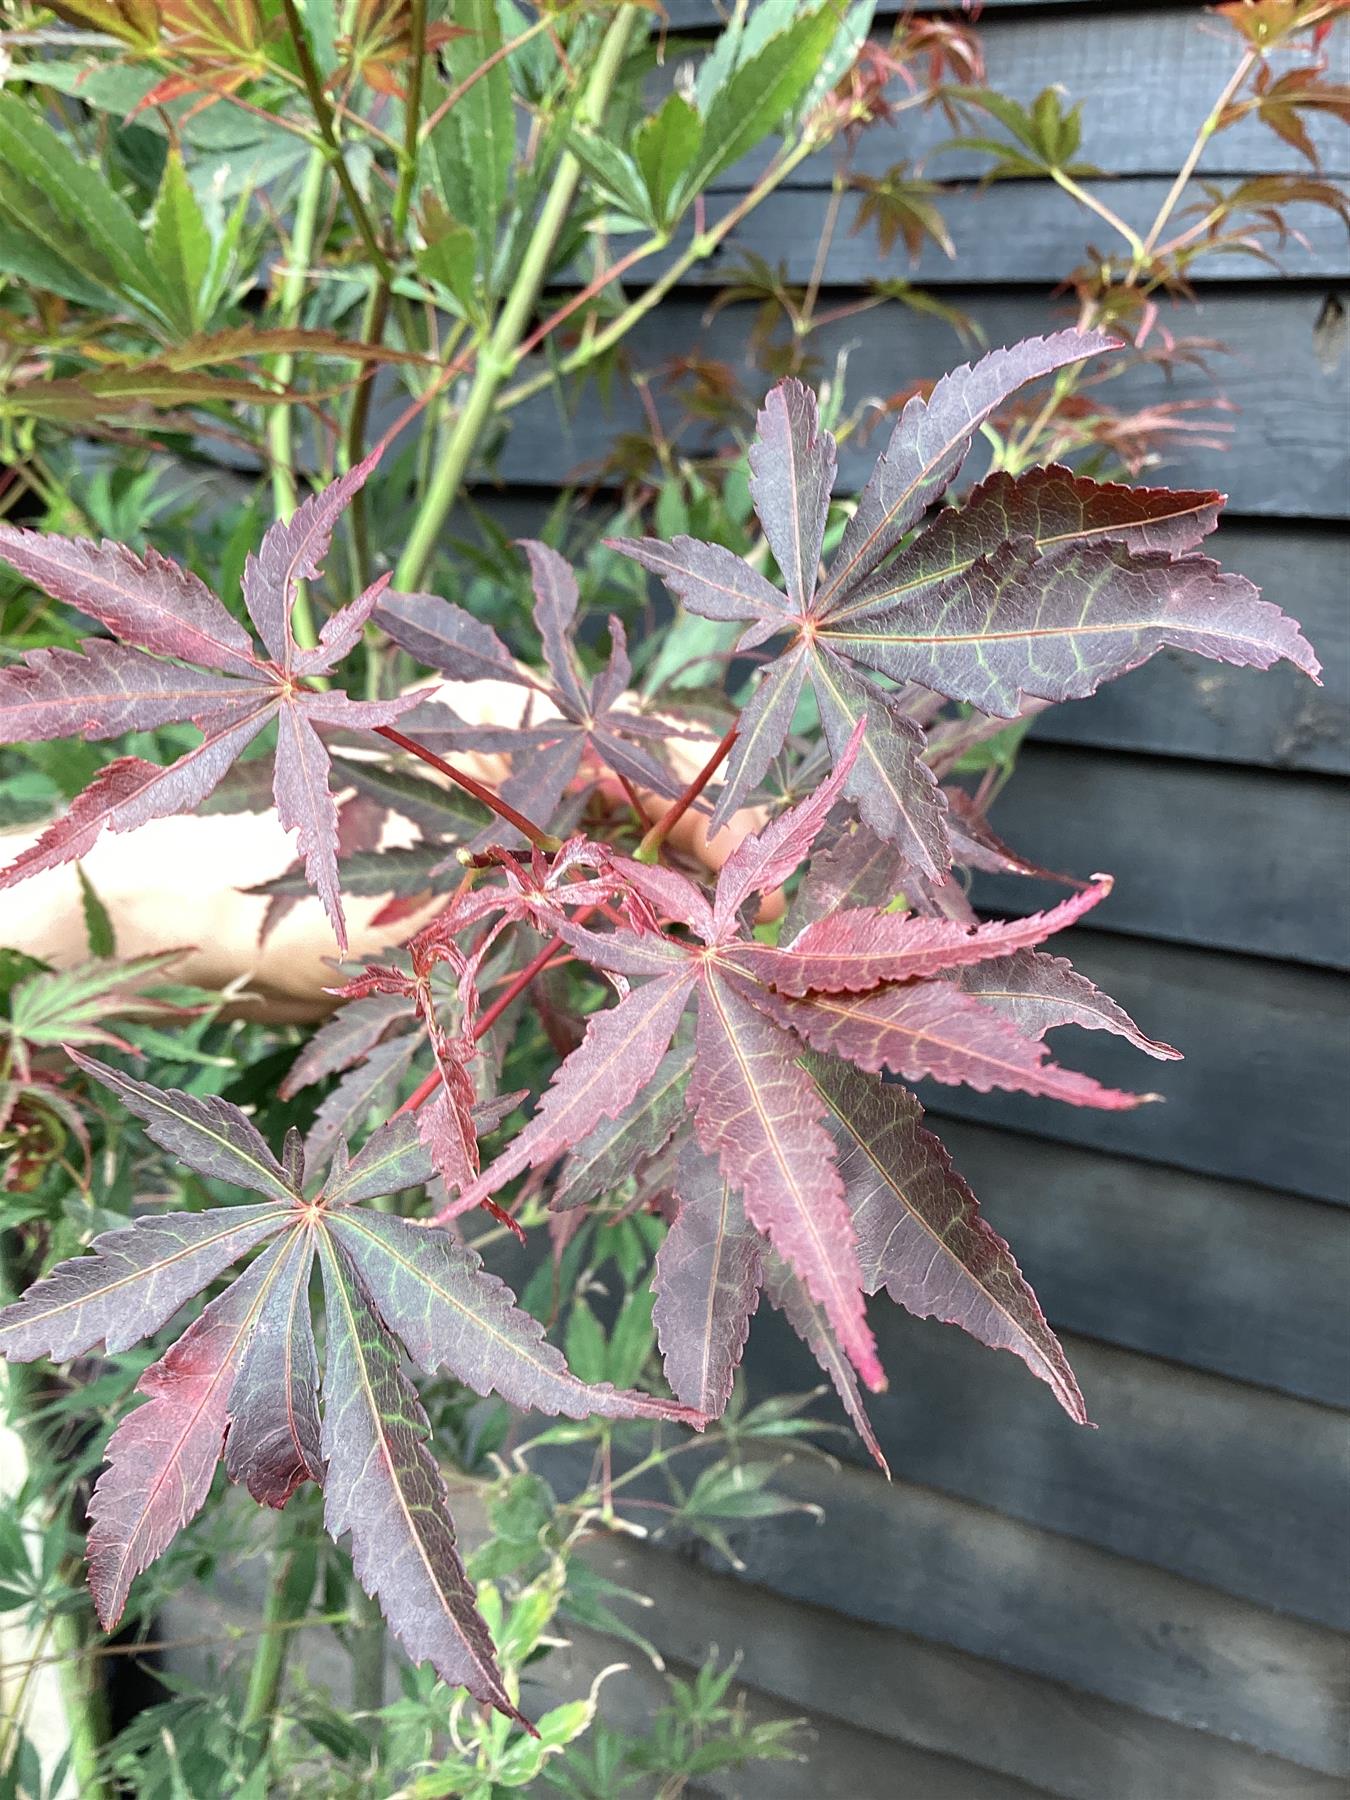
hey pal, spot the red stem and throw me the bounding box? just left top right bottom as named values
left=635, top=722, right=738, bottom=861
left=473, top=928, right=572, bottom=1040
left=374, top=724, right=559, bottom=851
left=394, top=914, right=592, bottom=1119
left=514, top=238, right=660, bottom=363
left=418, top=20, right=545, bottom=141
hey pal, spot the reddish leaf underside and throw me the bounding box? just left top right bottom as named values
left=88, top=1235, right=290, bottom=1629
left=809, top=1058, right=1087, bottom=1423
left=224, top=1228, right=324, bottom=1508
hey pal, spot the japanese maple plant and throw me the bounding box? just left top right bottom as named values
left=0, top=330, right=1321, bottom=1723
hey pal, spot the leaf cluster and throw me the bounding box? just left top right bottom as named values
left=0, top=336, right=1321, bottom=1723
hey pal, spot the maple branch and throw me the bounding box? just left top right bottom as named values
left=373, top=725, right=562, bottom=852
left=393, top=926, right=579, bottom=1122
left=634, top=722, right=738, bottom=863
left=475, top=930, right=571, bottom=1040
left=393, top=8, right=642, bottom=591
left=266, top=148, right=328, bottom=654
left=497, top=127, right=824, bottom=413
left=345, top=0, right=428, bottom=579
left=240, top=1509, right=317, bottom=1749
left=277, top=0, right=393, bottom=282
left=1138, top=47, right=1260, bottom=262
left=513, top=234, right=670, bottom=365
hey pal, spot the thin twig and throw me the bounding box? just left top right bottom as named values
left=635, top=722, right=738, bottom=862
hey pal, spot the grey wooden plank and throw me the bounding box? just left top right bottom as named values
left=1026, top=523, right=1350, bottom=775
left=495, top=289, right=1350, bottom=518
left=971, top=747, right=1350, bottom=968
left=920, top=934, right=1350, bottom=1201
left=659, top=1451, right=1350, bottom=1774
left=553, top=1619, right=1061, bottom=1800
left=637, top=181, right=1350, bottom=287
left=937, top=1121, right=1350, bottom=1408
left=587, top=1537, right=1350, bottom=1800
left=690, top=9, right=1350, bottom=183
left=738, top=1301, right=1350, bottom=1629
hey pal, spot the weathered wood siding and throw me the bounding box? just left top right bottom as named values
left=512, top=6, right=1349, bottom=1794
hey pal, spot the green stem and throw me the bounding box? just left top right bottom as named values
left=52, top=1606, right=109, bottom=1800
left=393, top=7, right=642, bottom=591
left=344, top=0, right=426, bottom=581
left=497, top=127, right=823, bottom=414
left=1136, top=48, right=1258, bottom=264
left=350, top=1589, right=386, bottom=1714
left=1048, top=168, right=1146, bottom=264
left=0, top=1255, right=109, bottom=1797
left=267, top=147, right=327, bottom=654
left=277, top=0, right=392, bottom=280
left=240, top=1506, right=319, bottom=1739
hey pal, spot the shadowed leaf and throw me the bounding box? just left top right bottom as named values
left=318, top=1233, right=520, bottom=1719
left=0, top=1205, right=289, bottom=1362
left=331, top=1209, right=703, bottom=1426
left=652, top=1139, right=762, bottom=1417
left=224, top=1230, right=323, bottom=1508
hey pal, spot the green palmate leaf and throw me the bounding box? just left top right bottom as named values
left=416, top=210, right=480, bottom=318
left=316, top=1231, right=522, bottom=1722
left=75, top=865, right=117, bottom=959
left=43, top=0, right=159, bottom=47
left=632, top=94, right=703, bottom=230
left=681, top=3, right=841, bottom=205
left=0, top=366, right=302, bottom=425
left=5, top=952, right=195, bottom=1073
left=429, top=0, right=515, bottom=291
left=0, top=93, right=175, bottom=327
left=147, top=150, right=214, bottom=337
left=568, top=130, right=656, bottom=231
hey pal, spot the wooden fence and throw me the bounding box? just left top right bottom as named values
left=508, top=5, right=1348, bottom=1795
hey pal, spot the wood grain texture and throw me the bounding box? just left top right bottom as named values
left=636, top=181, right=1350, bottom=288
left=738, top=1300, right=1350, bottom=1630
left=587, top=1536, right=1350, bottom=1800
left=654, top=1449, right=1350, bottom=1773
left=1026, top=523, right=1349, bottom=774
left=939, top=1119, right=1350, bottom=1408
left=495, top=290, right=1350, bottom=517
left=973, top=746, right=1350, bottom=968
left=921, top=933, right=1350, bottom=1201
left=553, top=1610, right=1064, bottom=1800
left=685, top=7, right=1350, bottom=183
